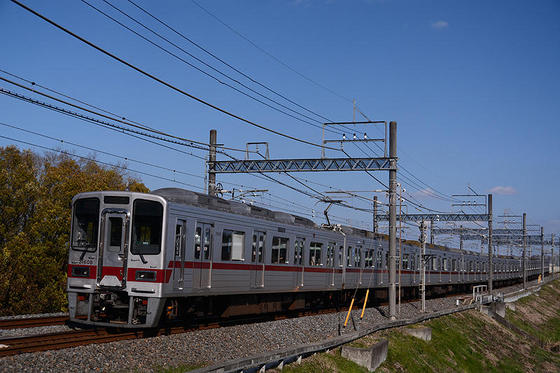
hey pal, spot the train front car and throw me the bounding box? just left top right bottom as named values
left=67, top=191, right=167, bottom=328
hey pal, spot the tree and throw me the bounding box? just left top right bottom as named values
left=0, top=146, right=149, bottom=315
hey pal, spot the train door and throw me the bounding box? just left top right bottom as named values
left=194, top=222, right=213, bottom=289
left=294, top=237, right=305, bottom=288
left=97, top=209, right=129, bottom=288
left=173, top=219, right=186, bottom=290
left=251, top=231, right=266, bottom=288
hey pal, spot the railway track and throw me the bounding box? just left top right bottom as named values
left=0, top=316, right=69, bottom=330
left=0, top=279, right=538, bottom=357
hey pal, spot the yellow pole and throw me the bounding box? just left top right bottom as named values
left=360, top=289, right=370, bottom=320
left=344, top=298, right=355, bottom=328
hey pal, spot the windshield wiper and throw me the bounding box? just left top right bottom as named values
left=139, top=254, right=147, bottom=264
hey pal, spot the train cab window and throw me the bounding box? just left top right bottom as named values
left=271, top=236, right=289, bottom=264
left=108, top=217, right=123, bottom=252
left=294, top=238, right=305, bottom=265
left=309, top=242, right=323, bottom=266
left=326, top=242, right=336, bottom=267
left=72, top=197, right=100, bottom=251
left=222, top=230, right=245, bottom=261
left=131, top=199, right=163, bottom=255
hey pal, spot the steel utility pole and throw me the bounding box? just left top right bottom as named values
left=419, top=219, right=427, bottom=312
left=523, top=213, right=527, bottom=289
left=488, top=194, right=493, bottom=293
left=541, top=227, right=545, bottom=280
left=208, top=129, right=217, bottom=196
left=388, top=121, right=397, bottom=320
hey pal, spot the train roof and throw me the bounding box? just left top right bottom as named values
left=151, top=188, right=319, bottom=229
left=150, top=188, right=515, bottom=259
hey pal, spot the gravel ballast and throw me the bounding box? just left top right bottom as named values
left=0, top=277, right=551, bottom=372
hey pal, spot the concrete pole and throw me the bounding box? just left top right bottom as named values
left=208, top=129, right=217, bottom=196
left=419, top=219, right=427, bottom=312
left=523, top=213, right=527, bottom=289
left=388, top=121, right=397, bottom=320
left=373, top=196, right=378, bottom=234
left=541, top=227, right=545, bottom=280
left=488, top=194, right=493, bottom=293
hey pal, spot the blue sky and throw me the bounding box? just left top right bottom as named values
left=1, top=0, right=559, bottom=251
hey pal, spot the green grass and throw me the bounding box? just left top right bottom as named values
left=280, top=350, right=368, bottom=373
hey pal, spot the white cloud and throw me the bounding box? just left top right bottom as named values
left=488, top=186, right=517, bottom=195
left=431, top=20, right=448, bottom=29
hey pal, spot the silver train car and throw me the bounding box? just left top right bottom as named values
left=67, top=188, right=548, bottom=328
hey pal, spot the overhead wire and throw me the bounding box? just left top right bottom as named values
left=0, top=134, right=204, bottom=191
left=10, top=0, right=339, bottom=151
left=126, top=0, right=334, bottom=124
left=81, top=0, right=330, bottom=132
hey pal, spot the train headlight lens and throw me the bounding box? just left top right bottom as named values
left=135, top=270, right=156, bottom=281
left=71, top=266, right=90, bottom=277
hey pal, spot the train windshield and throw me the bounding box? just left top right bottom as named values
left=71, top=197, right=100, bottom=252
left=131, top=199, right=163, bottom=255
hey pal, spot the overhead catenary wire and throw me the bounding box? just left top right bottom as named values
left=126, top=0, right=334, bottom=124
left=0, top=86, right=208, bottom=157
left=10, top=0, right=339, bottom=151
left=189, top=0, right=354, bottom=106
left=0, top=134, right=204, bottom=191
left=90, top=0, right=338, bottom=132
left=0, top=74, right=245, bottom=154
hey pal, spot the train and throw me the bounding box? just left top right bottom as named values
left=67, top=188, right=548, bottom=328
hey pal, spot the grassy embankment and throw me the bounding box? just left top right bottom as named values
left=278, top=279, right=560, bottom=372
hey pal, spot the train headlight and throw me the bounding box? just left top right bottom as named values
left=71, top=266, right=90, bottom=278
left=135, top=270, right=156, bottom=281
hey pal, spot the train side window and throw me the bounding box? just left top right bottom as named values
left=402, top=254, right=409, bottom=270
left=338, top=246, right=344, bottom=267
left=376, top=250, right=382, bottom=269
left=271, top=236, right=289, bottom=264
left=347, top=246, right=353, bottom=267
left=354, top=246, right=362, bottom=267
left=222, top=230, right=245, bottom=261
left=326, top=242, right=336, bottom=267
left=294, top=238, right=305, bottom=265
left=365, top=249, right=374, bottom=268
left=195, top=227, right=201, bottom=259
left=309, top=242, right=323, bottom=266
left=251, top=231, right=266, bottom=263
left=432, top=256, right=438, bottom=271
left=443, top=258, right=448, bottom=271
left=385, top=252, right=389, bottom=268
